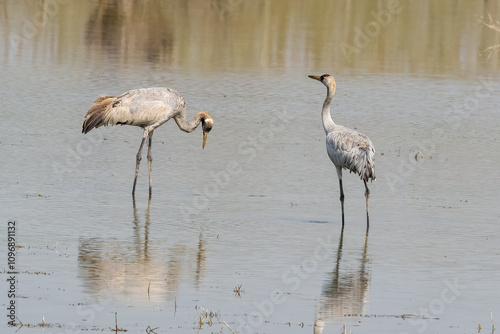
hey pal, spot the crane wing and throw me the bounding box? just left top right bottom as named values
left=82, top=87, right=185, bottom=134
left=326, top=126, right=376, bottom=181
left=109, top=90, right=170, bottom=127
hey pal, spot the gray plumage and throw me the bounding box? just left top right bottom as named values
left=308, top=74, right=375, bottom=228
left=326, top=125, right=376, bottom=183
left=82, top=87, right=214, bottom=197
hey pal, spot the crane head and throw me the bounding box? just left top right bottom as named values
left=308, top=74, right=335, bottom=88
left=201, top=114, right=214, bottom=149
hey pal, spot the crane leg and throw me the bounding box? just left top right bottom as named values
left=364, top=180, right=370, bottom=229
left=132, top=135, right=147, bottom=197
left=147, top=131, right=154, bottom=198
left=339, top=179, right=345, bottom=227
left=336, top=167, right=345, bottom=227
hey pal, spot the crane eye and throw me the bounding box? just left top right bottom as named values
left=202, top=118, right=213, bottom=132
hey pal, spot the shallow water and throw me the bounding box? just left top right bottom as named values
left=1, top=1, right=500, bottom=333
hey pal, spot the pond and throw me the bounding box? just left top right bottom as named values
left=1, top=0, right=500, bottom=333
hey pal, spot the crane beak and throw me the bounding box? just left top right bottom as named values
left=308, top=75, right=321, bottom=81
left=202, top=131, right=208, bottom=149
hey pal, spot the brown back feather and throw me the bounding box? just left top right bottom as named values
left=93, top=95, right=115, bottom=104
left=82, top=95, right=116, bottom=134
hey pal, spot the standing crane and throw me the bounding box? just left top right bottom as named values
left=82, top=87, right=214, bottom=198
left=308, top=74, right=375, bottom=228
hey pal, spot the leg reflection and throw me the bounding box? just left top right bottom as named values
left=314, top=227, right=371, bottom=334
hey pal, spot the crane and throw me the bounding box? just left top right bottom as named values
left=308, top=74, right=375, bottom=228
left=82, top=87, right=214, bottom=198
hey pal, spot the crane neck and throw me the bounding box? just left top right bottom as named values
left=174, top=111, right=207, bottom=133
left=322, top=83, right=336, bottom=134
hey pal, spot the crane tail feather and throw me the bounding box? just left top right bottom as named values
left=362, top=147, right=376, bottom=182
left=82, top=95, right=116, bottom=134
left=348, top=143, right=376, bottom=182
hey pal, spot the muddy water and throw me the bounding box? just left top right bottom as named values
left=1, top=1, right=500, bottom=333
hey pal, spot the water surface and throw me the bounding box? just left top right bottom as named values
left=1, top=1, right=500, bottom=333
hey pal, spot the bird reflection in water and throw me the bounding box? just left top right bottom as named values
left=77, top=198, right=207, bottom=305
left=77, top=198, right=160, bottom=303
left=132, top=197, right=151, bottom=264
left=313, top=227, right=371, bottom=334
left=195, top=229, right=207, bottom=289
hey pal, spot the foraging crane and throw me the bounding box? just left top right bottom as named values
left=308, top=74, right=375, bottom=228
left=82, top=87, right=214, bottom=197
